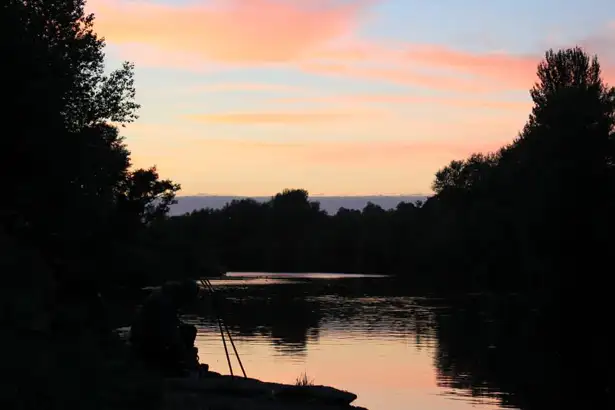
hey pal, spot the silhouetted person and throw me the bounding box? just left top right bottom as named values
left=130, top=279, right=201, bottom=377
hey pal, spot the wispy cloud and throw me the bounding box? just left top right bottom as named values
left=300, top=40, right=615, bottom=91
left=125, top=115, right=523, bottom=195
left=187, top=83, right=310, bottom=93
left=129, top=131, right=508, bottom=180
left=270, top=94, right=531, bottom=110
left=297, top=61, right=500, bottom=92
left=404, top=45, right=539, bottom=88
left=297, top=139, right=507, bottom=165
left=107, top=43, right=228, bottom=72
left=183, top=111, right=374, bottom=125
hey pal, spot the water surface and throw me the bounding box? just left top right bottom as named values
left=190, top=273, right=530, bottom=410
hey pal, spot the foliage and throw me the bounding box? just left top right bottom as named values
left=2, top=2, right=177, bottom=408
left=1, top=0, right=180, bottom=285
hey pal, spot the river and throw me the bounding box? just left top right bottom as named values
left=184, top=272, right=553, bottom=410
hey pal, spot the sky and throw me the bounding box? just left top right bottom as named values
left=85, top=0, right=615, bottom=196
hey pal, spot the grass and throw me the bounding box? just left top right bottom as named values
left=295, top=372, right=314, bottom=387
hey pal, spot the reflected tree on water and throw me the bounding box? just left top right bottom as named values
left=195, top=281, right=436, bottom=356
left=431, top=295, right=558, bottom=410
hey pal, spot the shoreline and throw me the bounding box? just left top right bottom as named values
left=163, top=372, right=367, bottom=410
left=114, top=327, right=367, bottom=409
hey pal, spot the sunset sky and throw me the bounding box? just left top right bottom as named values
left=86, top=0, right=615, bottom=196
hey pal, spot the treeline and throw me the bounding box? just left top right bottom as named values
left=135, top=190, right=428, bottom=283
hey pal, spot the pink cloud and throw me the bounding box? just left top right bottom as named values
left=300, top=42, right=615, bottom=91
left=297, top=61, right=506, bottom=93
left=88, top=0, right=374, bottom=63
left=395, top=27, right=615, bottom=88
left=270, top=94, right=531, bottom=111
left=405, top=45, right=539, bottom=88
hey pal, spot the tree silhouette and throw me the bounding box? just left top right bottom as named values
left=2, top=2, right=184, bottom=408
left=2, top=0, right=180, bottom=287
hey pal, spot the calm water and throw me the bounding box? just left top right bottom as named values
left=186, top=273, right=546, bottom=410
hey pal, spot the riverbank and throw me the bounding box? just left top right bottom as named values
left=163, top=372, right=366, bottom=410
left=114, top=326, right=366, bottom=410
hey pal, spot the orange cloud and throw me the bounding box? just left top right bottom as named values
left=183, top=111, right=377, bottom=125
left=88, top=0, right=374, bottom=63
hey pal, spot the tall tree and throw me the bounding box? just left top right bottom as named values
left=1, top=0, right=179, bottom=264
left=424, top=47, right=615, bottom=291
left=508, top=48, right=615, bottom=276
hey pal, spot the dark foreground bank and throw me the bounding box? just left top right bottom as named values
left=162, top=372, right=364, bottom=410
left=112, top=294, right=366, bottom=410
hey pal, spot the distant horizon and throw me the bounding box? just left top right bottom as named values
left=181, top=193, right=432, bottom=197
left=169, top=194, right=430, bottom=216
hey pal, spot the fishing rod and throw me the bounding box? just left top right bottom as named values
left=199, top=277, right=247, bottom=379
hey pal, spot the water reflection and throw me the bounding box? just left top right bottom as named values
left=189, top=274, right=553, bottom=410
left=432, top=296, right=561, bottom=410
left=226, top=272, right=390, bottom=279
